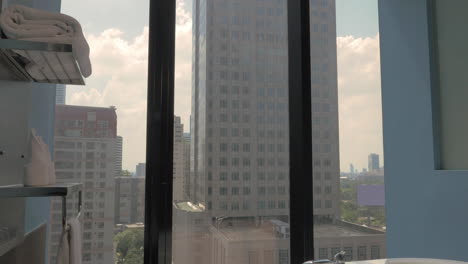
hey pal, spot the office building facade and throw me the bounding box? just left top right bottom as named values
left=115, top=176, right=145, bottom=224
left=49, top=105, right=118, bottom=264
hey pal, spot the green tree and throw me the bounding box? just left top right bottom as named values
left=114, top=229, right=144, bottom=264
left=120, top=170, right=133, bottom=177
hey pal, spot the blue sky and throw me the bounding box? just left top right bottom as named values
left=336, top=0, right=379, bottom=37
left=63, top=0, right=378, bottom=40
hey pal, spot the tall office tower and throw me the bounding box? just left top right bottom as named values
left=49, top=105, right=118, bottom=264
left=350, top=164, right=355, bottom=174
left=183, top=133, right=191, bottom=199
left=115, top=176, right=145, bottom=224
left=115, top=136, right=123, bottom=176
left=190, top=0, right=338, bottom=221
left=191, top=0, right=290, bottom=220
left=188, top=0, right=386, bottom=263
left=55, top=84, right=66, bottom=105
left=174, top=116, right=186, bottom=201
left=368, top=153, right=380, bottom=173
left=135, top=163, right=146, bottom=177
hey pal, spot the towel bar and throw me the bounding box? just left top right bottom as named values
left=61, top=189, right=82, bottom=231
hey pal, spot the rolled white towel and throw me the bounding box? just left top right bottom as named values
left=0, top=5, right=92, bottom=77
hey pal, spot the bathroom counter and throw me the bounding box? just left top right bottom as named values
left=349, top=259, right=468, bottom=264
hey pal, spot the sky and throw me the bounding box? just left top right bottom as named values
left=62, top=0, right=383, bottom=173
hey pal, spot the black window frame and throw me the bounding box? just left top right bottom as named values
left=144, top=0, right=315, bottom=263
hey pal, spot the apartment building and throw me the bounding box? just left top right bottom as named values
left=49, top=105, right=118, bottom=264
left=115, top=176, right=145, bottom=224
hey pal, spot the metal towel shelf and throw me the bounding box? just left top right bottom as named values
left=0, top=38, right=85, bottom=85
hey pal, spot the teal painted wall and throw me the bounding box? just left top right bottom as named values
left=379, top=0, right=468, bottom=261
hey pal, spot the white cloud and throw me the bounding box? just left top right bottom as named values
left=67, top=0, right=192, bottom=171
left=337, top=34, right=383, bottom=172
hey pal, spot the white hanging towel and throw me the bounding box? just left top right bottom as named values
left=68, top=218, right=82, bottom=264
left=56, top=218, right=82, bottom=264
left=56, top=230, right=70, bottom=264
left=0, top=4, right=92, bottom=77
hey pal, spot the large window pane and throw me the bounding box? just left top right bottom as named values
left=49, top=1, right=149, bottom=263
left=312, top=0, right=386, bottom=261
left=173, top=0, right=290, bottom=263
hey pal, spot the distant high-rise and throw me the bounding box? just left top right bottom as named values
left=350, top=163, right=355, bottom=174
left=55, top=84, right=66, bottom=105
left=174, top=116, right=186, bottom=201
left=368, top=153, right=380, bottom=172
left=115, top=176, right=145, bottom=224
left=115, top=136, right=123, bottom=176
left=183, top=133, right=191, bottom=199
left=136, top=163, right=146, bottom=177
left=50, top=105, right=118, bottom=264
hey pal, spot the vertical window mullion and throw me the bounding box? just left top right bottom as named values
left=288, top=0, right=314, bottom=263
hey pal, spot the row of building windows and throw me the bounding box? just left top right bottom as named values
left=314, top=200, right=333, bottom=209
left=207, top=128, right=287, bottom=138
left=55, top=141, right=108, bottom=150
left=210, top=157, right=287, bottom=167
left=318, top=245, right=381, bottom=261
left=208, top=200, right=289, bottom=210
left=209, top=113, right=287, bottom=124
left=208, top=186, right=288, bottom=196
left=209, top=143, right=287, bottom=153
left=207, top=171, right=288, bottom=181
left=207, top=70, right=287, bottom=83
left=55, top=161, right=109, bottom=170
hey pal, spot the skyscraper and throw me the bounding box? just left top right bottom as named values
left=135, top=163, right=146, bottom=177
left=183, top=133, right=191, bottom=199
left=55, top=84, right=66, bottom=105
left=115, top=135, right=123, bottom=176
left=174, top=116, right=186, bottom=201
left=115, top=176, right=145, bottom=224
left=186, top=0, right=385, bottom=262
left=368, top=153, right=380, bottom=173
left=190, top=0, right=337, bottom=223
left=49, top=105, right=118, bottom=264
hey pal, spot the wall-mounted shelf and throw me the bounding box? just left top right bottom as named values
left=0, top=183, right=82, bottom=257
left=0, top=235, right=22, bottom=257
left=0, top=183, right=82, bottom=198
left=0, top=38, right=85, bottom=85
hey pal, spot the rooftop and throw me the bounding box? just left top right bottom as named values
left=213, top=220, right=384, bottom=241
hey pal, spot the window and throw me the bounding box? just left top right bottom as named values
left=319, top=248, right=328, bottom=259
left=358, top=246, right=367, bottom=260
left=371, top=246, right=380, bottom=259
left=344, top=247, right=353, bottom=261
left=279, top=249, right=289, bottom=264
left=220, top=187, right=228, bottom=195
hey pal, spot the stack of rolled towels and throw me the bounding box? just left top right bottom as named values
left=0, top=4, right=92, bottom=78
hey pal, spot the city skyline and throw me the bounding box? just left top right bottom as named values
left=62, top=0, right=383, bottom=173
